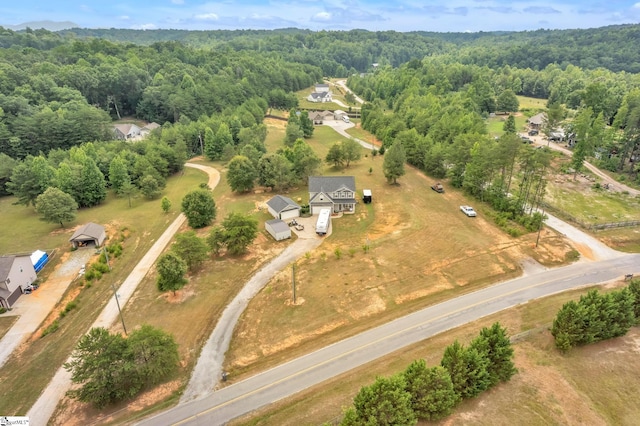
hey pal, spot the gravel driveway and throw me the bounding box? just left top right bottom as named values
left=27, top=163, right=220, bottom=426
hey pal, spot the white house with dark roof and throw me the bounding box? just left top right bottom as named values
left=307, top=91, right=333, bottom=103
left=0, top=255, right=37, bottom=309
left=266, top=195, right=301, bottom=220
left=308, top=176, right=356, bottom=215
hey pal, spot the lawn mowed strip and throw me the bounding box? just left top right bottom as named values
left=0, top=167, right=207, bottom=416
left=230, top=282, right=640, bottom=426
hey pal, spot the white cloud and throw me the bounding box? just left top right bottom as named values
left=133, top=23, right=157, bottom=30
left=119, top=15, right=131, bottom=21
left=194, top=13, right=219, bottom=21
left=312, top=12, right=332, bottom=21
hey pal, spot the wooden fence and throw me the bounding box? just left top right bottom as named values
left=540, top=202, right=640, bottom=231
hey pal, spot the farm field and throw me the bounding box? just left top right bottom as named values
left=223, top=124, right=576, bottom=383
left=230, top=280, right=640, bottom=426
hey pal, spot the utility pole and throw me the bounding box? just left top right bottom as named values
left=292, top=263, right=296, bottom=304
left=535, top=208, right=546, bottom=248
left=104, top=247, right=128, bottom=335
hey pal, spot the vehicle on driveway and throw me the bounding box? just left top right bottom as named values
left=460, top=205, right=477, bottom=217
left=431, top=183, right=444, bottom=193
left=528, top=129, right=539, bottom=136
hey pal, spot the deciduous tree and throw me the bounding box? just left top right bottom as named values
left=172, top=230, right=209, bottom=271
left=226, top=155, right=257, bottom=192
left=181, top=189, right=217, bottom=228
left=156, top=252, right=187, bottom=295
left=35, top=187, right=78, bottom=228
left=221, top=213, right=259, bottom=255
left=383, top=140, right=406, bottom=184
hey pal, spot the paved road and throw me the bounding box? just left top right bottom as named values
left=139, top=251, right=638, bottom=426
left=335, top=79, right=365, bottom=104
left=27, top=163, right=220, bottom=426
left=323, top=119, right=376, bottom=150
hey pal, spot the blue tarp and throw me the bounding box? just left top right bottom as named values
left=31, top=250, right=49, bottom=273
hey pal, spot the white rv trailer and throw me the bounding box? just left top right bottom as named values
left=315, top=208, right=331, bottom=235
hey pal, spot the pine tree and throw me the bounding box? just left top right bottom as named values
left=403, top=360, right=458, bottom=421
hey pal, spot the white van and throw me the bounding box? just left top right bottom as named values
left=342, top=115, right=350, bottom=123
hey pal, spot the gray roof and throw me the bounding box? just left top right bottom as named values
left=527, top=113, right=546, bottom=125
left=0, top=256, right=15, bottom=282
left=309, top=92, right=330, bottom=100
left=69, top=222, right=105, bottom=241
left=142, top=122, right=160, bottom=131
left=266, top=195, right=300, bottom=214
left=266, top=219, right=290, bottom=233
left=309, top=176, right=356, bottom=193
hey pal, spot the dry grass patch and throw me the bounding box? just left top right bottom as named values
left=231, top=282, right=640, bottom=426
left=225, top=158, right=575, bottom=381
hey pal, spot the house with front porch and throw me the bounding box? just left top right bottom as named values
left=308, top=176, right=356, bottom=215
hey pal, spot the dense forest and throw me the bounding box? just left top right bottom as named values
left=61, top=24, right=640, bottom=74
left=1, top=24, right=640, bottom=216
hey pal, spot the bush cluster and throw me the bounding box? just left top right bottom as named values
left=340, top=323, right=516, bottom=425
left=552, top=280, right=640, bottom=351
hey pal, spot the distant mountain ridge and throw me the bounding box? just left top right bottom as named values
left=2, top=21, right=78, bottom=31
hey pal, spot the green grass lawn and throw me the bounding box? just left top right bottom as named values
left=517, top=95, right=547, bottom=110
left=486, top=114, right=529, bottom=138
left=547, top=183, right=640, bottom=225
left=0, top=166, right=208, bottom=416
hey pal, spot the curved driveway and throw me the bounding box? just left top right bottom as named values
left=27, top=163, right=219, bottom=426
left=139, top=252, right=638, bottom=425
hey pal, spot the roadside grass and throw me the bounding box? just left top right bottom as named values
left=546, top=181, right=640, bottom=224
left=0, top=167, right=207, bottom=416
left=344, top=125, right=381, bottom=147
left=230, top=282, right=640, bottom=426
left=223, top=132, right=577, bottom=384
left=0, top=315, right=18, bottom=339
left=592, top=227, right=640, bottom=253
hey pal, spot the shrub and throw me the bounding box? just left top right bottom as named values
left=334, top=247, right=342, bottom=259
left=42, top=320, right=60, bottom=337
left=0, top=307, right=7, bottom=314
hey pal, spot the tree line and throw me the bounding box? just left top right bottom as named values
left=340, top=323, right=517, bottom=424
left=59, top=24, right=640, bottom=75
left=0, top=28, right=322, bottom=160
left=552, top=280, right=640, bottom=351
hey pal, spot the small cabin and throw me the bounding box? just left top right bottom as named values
left=363, top=189, right=372, bottom=204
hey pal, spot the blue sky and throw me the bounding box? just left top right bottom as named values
left=2, top=0, right=640, bottom=32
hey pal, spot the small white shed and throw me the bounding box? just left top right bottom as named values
left=265, top=219, right=291, bottom=241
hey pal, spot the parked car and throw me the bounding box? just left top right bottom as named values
left=520, top=136, right=533, bottom=144
left=460, top=205, right=477, bottom=217
left=431, top=182, right=445, bottom=193
left=528, top=129, right=539, bottom=136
